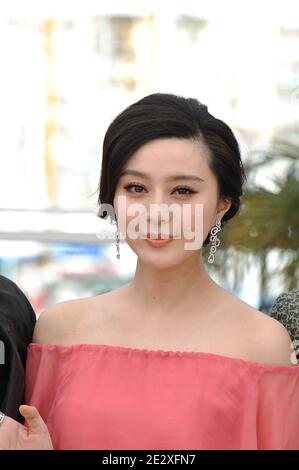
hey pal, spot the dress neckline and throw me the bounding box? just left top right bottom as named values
left=28, top=341, right=299, bottom=373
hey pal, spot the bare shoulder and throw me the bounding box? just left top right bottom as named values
left=247, top=309, right=295, bottom=366
left=225, top=292, right=296, bottom=366
left=32, top=284, right=128, bottom=345
left=32, top=295, right=103, bottom=345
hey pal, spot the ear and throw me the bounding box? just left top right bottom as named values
left=215, top=197, right=232, bottom=221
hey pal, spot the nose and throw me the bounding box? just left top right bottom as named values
left=146, top=190, right=170, bottom=225
left=149, top=188, right=166, bottom=206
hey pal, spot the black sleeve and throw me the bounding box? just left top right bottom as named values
left=0, top=275, right=36, bottom=422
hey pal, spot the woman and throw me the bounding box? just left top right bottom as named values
left=1, top=93, right=299, bottom=450
left=0, top=275, right=36, bottom=427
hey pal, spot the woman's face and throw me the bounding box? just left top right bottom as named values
left=113, top=137, right=231, bottom=269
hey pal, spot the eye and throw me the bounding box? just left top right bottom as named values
left=124, top=183, right=146, bottom=193
left=173, top=186, right=196, bottom=196
left=123, top=183, right=196, bottom=196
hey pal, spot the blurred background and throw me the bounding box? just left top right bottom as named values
left=0, top=0, right=298, bottom=316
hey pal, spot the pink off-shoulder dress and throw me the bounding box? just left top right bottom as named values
left=25, top=342, right=299, bottom=450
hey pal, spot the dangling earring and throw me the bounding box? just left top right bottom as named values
left=207, top=219, right=221, bottom=264
left=110, top=217, right=120, bottom=260
left=115, top=223, right=120, bottom=260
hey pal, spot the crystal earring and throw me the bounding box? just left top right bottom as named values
left=207, top=219, right=221, bottom=264
left=115, top=223, right=120, bottom=260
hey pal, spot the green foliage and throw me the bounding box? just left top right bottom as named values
left=204, top=140, right=299, bottom=297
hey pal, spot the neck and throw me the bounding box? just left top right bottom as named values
left=127, top=253, right=218, bottom=317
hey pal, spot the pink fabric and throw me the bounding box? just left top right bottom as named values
left=25, top=342, right=299, bottom=450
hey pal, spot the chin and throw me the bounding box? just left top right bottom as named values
left=143, top=258, right=183, bottom=270
left=131, top=243, right=192, bottom=269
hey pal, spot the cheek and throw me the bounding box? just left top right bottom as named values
left=180, top=201, right=207, bottom=231
left=179, top=199, right=215, bottom=244
left=114, top=193, right=132, bottom=222
left=114, top=195, right=148, bottom=238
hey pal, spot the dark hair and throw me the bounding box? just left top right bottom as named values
left=98, top=92, right=246, bottom=246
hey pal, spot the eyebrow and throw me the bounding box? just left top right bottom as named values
left=119, top=169, right=205, bottom=183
